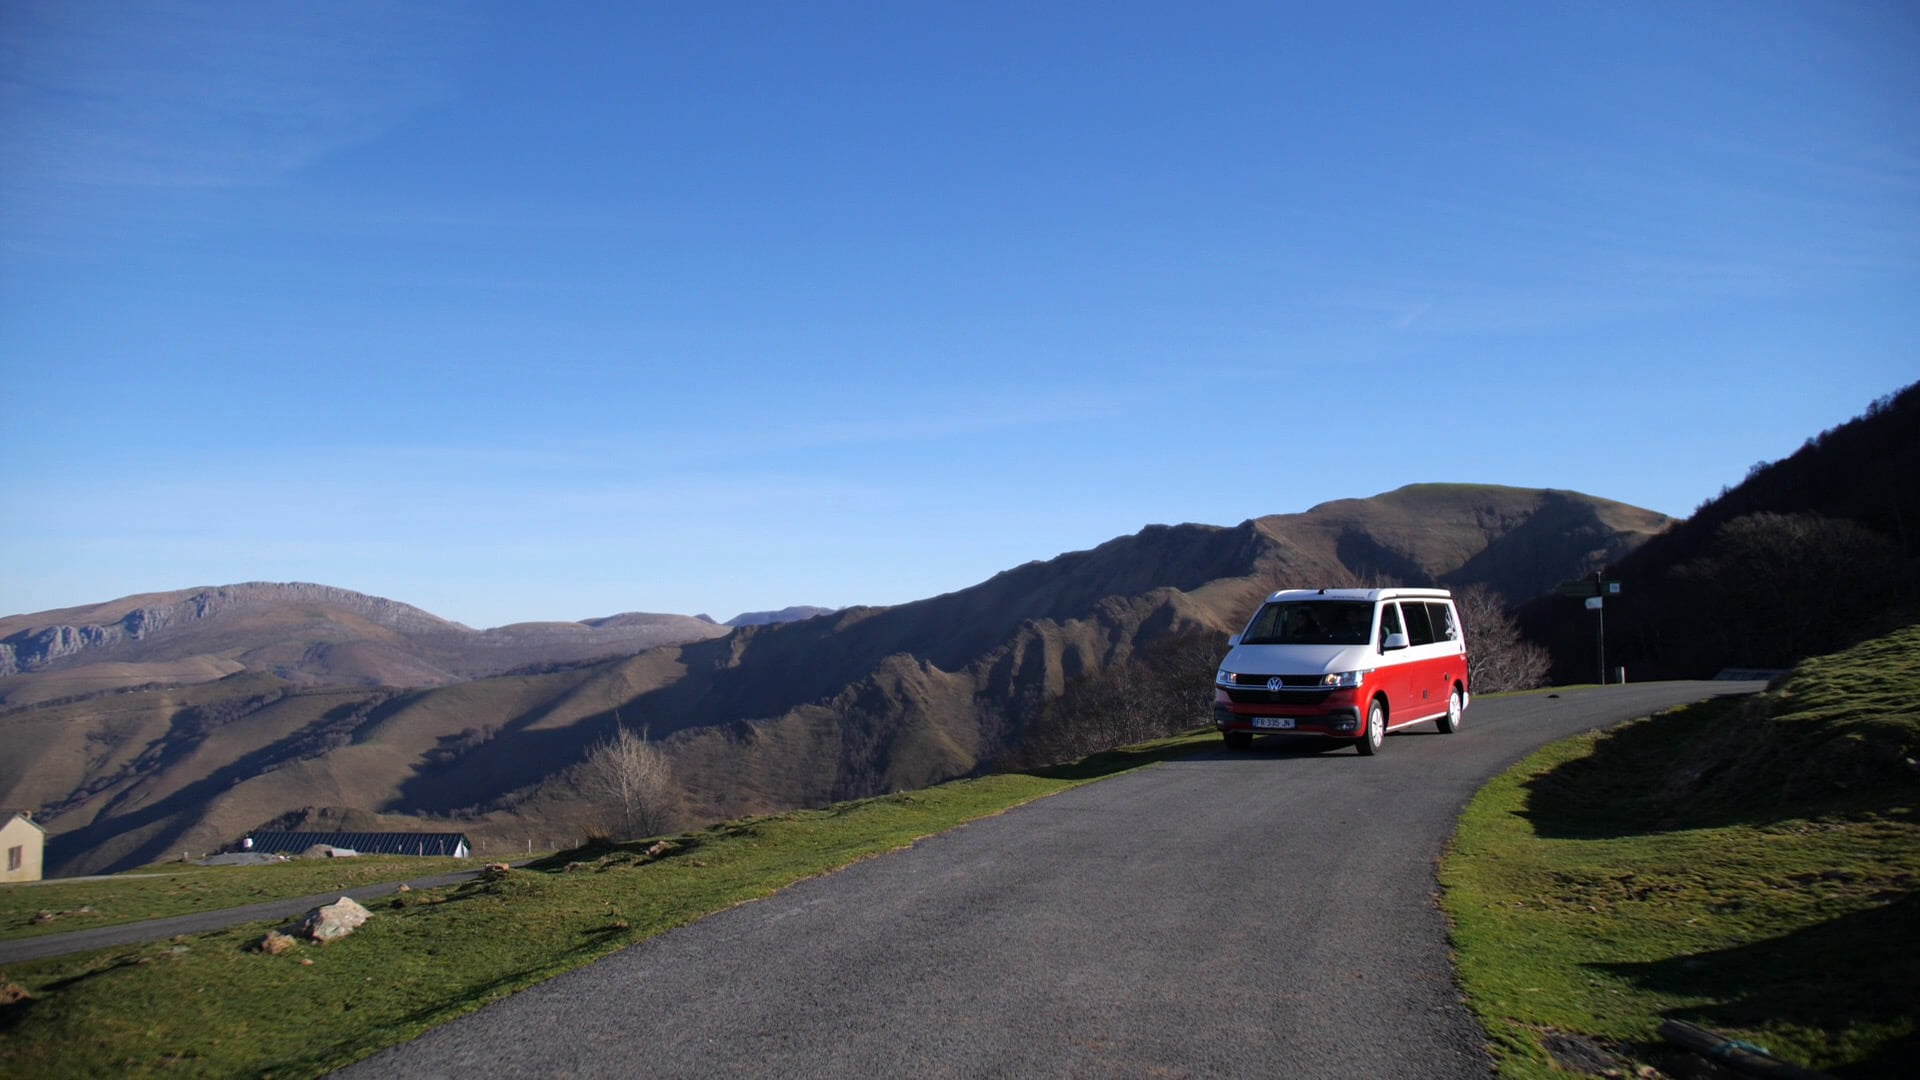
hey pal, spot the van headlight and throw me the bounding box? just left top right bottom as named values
left=1321, top=671, right=1365, bottom=688
left=1216, top=668, right=1238, bottom=686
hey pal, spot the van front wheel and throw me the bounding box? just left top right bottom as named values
left=1358, top=700, right=1385, bottom=756
left=1437, top=688, right=1463, bottom=734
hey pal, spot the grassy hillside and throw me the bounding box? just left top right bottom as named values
left=0, top=856, right=489, bottom=942
left=1442, top=623, right=1920, bottom=1077
left=1272, top=484, right=1668, bottom=603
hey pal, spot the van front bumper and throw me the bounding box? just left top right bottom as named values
left=1214, top=703, right=1365, bottom=737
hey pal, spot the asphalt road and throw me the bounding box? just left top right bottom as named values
left=0, top=867, right=500, bottom=965
left=338, top=680, right=1764, bottom=1079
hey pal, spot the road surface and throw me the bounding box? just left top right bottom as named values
left=339, top=681, right=1762, bottom=1079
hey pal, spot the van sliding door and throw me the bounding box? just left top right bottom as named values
left=1426, top=601, right=1466, bottom=706
left=1401, top=602, right=1447, bottom=720
left=1374, top=602, right=1410, bottom=724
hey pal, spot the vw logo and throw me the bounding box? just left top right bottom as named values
left=1266, top=676, right=1284, bottom=691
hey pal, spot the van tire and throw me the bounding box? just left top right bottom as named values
left=1358, top=700, right=1386, bottom=756
left=1437, top=688, right=1463, bottom=734
left=1224, top=731, right=1252, bottom=751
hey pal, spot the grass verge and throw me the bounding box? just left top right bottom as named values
left=0, top=857, right=494, bottom=942
left=0, top=731, right=1211, bottom=1078
left=1441, top=625, right=1920, bottom=1078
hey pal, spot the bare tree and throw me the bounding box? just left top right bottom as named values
left=1454, top=584, right=1551, bottom=693
left=582, top=724, right=675, bottom=839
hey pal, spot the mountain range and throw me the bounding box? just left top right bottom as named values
left=2, top=483, right=1670, bottom=876
left=0, top=588, right=855, bottom=707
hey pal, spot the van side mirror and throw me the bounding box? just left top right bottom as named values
left=1382, top=632, right=1409, bottom=651
left=1227, top=634, right=1242, bottom=647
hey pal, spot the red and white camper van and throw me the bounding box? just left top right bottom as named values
left=1213, top=588, right=1470, bottom=755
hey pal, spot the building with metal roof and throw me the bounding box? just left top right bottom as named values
left=241, top=831, right=471, bottom=858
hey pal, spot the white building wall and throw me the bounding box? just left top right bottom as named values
left=1, top=815, right=46, bottom=883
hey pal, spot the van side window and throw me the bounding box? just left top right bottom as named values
left=1403, top=602, right=1436, bottom=646
left=1427, top=602, right=1457, bottom=640
left=1377, top=603, right=1403, bottom=649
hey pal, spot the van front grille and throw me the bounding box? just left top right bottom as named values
left=1226, top=673, right=1324, bottom=688
left=1225, top=689, right=1334, bottom=706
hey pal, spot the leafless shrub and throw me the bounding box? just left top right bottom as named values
left=1455, top=585, right=1551, bottom=692
left=582, top=724, right=676, bottom=839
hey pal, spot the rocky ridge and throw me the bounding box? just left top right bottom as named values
left=0, top=583, right=458, bottom=676
left=0, top=582, right=730, bottom=692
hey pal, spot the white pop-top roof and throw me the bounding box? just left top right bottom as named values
left=1262, top=587, right=1454, bottom=603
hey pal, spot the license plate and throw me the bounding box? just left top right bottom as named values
left=1252, top=717, right=1296, bottom=730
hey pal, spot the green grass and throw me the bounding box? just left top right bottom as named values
left=1441, top=624, right=1920, bottom=1078
left=0, top=731, right=1213, bottom=1078
left=0, top=857, right=495, bottom=941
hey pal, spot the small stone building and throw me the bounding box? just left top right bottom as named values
left=242, top=831, right=471, bottom=858
left=2, top=811, right=46, bottom=883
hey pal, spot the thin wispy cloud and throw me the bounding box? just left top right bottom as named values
left=1392, top=303, right=1432, bottom=331
left=1, top=1, right=468, bottom=191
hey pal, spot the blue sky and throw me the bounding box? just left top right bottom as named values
left=3, top=1, right=1915, bottom=628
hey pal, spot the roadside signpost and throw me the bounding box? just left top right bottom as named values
left=1556, top=574, right=1622, bottom=684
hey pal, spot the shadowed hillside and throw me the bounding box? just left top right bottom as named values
left=1520, top=384, right=1920, bottom=682
left=5, top=484, right=1670, bottom=875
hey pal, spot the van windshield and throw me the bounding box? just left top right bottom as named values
left=1240, top=601, right=1372, bottom=646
